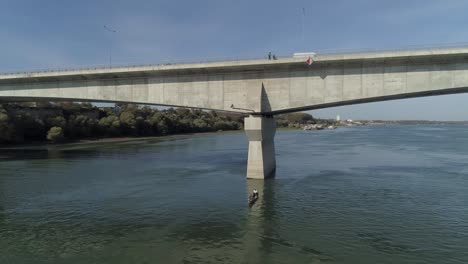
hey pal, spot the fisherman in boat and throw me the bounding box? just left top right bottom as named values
left=252, top=189, right=259, bottom=198
left=248, top=189, right=259, bottom=205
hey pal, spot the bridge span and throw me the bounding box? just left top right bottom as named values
left=1, top=47, right=468, bottom=179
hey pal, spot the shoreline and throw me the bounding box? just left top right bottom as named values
left=0, top=130, right=243, bottom=149
left=1, top=123, right=467, bottom=149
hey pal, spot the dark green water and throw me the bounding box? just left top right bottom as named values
left=1, top=126, right=467, bottom=264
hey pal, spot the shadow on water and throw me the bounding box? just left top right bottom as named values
left=0, top=135, right=214, bottom=162
left=142, top=178, right=336, bottom=263
left=245, top=179, right=335, bottom=263
left=0, top=145, right=126, bottom=161
left=168, top=220, right=243, bottom=245
left=356, top=232, right=417, bottom=254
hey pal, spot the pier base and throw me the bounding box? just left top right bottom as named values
left=244, top=115, right=276, bottom=179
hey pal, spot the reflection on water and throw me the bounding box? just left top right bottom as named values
left=246, top=179, right=335, bottom=263
left=1, top=126, right=468, bottom=263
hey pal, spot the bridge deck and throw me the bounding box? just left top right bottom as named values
left=1, top=47, right=468, bottom=115
left=2, top=47, right=468, bottom=82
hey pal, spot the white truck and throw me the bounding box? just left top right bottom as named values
left=292, top=52, right=317, bottom=58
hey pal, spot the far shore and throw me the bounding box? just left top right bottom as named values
left=0, top=128, right=318, bottom=149
left=2, top=122, right=467, bottom=149
left=0, top=130, right=243, bottom=149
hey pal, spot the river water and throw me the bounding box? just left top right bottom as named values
left=0, top=126, right=467, bottom=264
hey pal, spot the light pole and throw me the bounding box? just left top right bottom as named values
left=301, top=8, right=306, bottom=51
left=104, top=25, right=117, bottom=67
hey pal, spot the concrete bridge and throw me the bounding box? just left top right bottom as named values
left=1, top=47, right=468, bottom=179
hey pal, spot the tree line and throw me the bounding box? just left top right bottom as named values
left=0, top=102, right=321, bottom=144
left=0, top=102, right=243, bottom=144
left=275, top=112, right=314, bottom=128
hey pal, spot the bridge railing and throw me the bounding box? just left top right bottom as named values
left=310, top=42, right=468, bottom=56
left=2, top=42, right=468, bottom=76
left=0, top=54, right=288, bottom=76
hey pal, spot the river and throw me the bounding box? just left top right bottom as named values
left=0, top=126, right=467, bottom=264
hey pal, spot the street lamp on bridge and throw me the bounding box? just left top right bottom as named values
left=104, top=25, right=117, bottom=68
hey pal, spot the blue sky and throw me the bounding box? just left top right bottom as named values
left=1, top=0, right=468, bottom=120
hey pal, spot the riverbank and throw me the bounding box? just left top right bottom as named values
left=0, top=127, right=307, bottom=149
left=0, top=130, right=243, bottom=149
left=0, top=103, right=244, bottom=144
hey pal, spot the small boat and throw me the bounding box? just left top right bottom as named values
left=248, top=194, right=259, bottom=206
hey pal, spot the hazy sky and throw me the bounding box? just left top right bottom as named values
left=1, top=0, right=468, bottom=120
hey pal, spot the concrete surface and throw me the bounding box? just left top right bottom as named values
left=244, top=115, right=276, bottom=179
left=1, top=47, right=468, bottom=115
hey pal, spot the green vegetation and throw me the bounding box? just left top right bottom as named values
left=0, top=102, right=243, bottom=144
left=276, top=112, right=314, bottom=128
left=0, top=102, right=330, bottom=145
left=276, top=112, right=340, bottom=129
left=47, top=127, right=65, bottom=143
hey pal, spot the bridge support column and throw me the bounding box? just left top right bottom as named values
left=244, top=115, right=276, bottom=179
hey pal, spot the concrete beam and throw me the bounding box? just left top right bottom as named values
left=2, top=47, right=468, bottom=116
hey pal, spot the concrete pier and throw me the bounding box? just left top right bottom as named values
left=244, top=115, right=276, bottom=179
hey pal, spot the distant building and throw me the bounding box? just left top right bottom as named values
left=336, top=115, right=341, bottom=122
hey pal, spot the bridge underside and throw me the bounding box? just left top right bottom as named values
left=268, top=86, right=468, bottom=115
left=1, top=84, right=468, bottom=115
left=0, top=96, right=244, bottom=113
